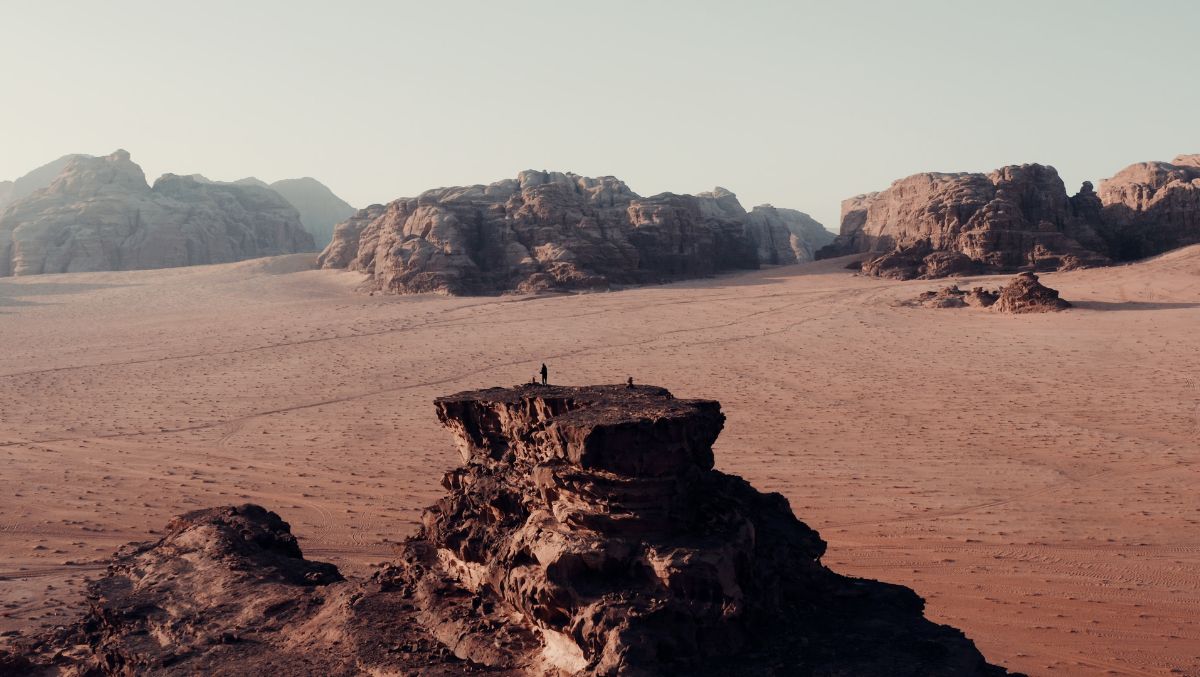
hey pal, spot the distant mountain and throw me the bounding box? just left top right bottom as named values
left=267, top=177, right=355, bottom=247
left=173, top=174, right=352, bottom=246
left=0, top=154, right=91, bottom=210
left=0, top=150, right=314, bottom=276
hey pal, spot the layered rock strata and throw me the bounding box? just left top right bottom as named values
left=820, top=165, right=1109, bottom=279
left=318, top=171, right=832, bottom=294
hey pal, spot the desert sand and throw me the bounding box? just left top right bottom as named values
left=1, top=250, right=1198, bottom=676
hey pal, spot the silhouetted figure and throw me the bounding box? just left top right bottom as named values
left=627, top=376, right=634, bottom=388
left=540, top=363, right=548, bottom=385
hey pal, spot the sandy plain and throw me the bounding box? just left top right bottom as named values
left=1, top=250, right=1198, bottom=676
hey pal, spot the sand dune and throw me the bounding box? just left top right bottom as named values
left=1, top=249, right=1198, bottom=675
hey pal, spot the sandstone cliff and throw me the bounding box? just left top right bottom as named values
left=1097, top=154, right=1200, bottom=260
left=824, top=155, right=1200, bottom=279
left=4, top=384, right=1018, bottom=676
left=318, top=171, right=828, bottom=295
left=819, top=164, right=1109, bottom=279
left=0, top=150, right=315, bottom=277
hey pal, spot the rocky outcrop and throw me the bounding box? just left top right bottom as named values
left=908, top=273, right=1067, bottom=313
left=1096, top=154, right=1200, bottom=260
left=5, top=384, right=1018, bottom=676
left=0, top=150, right=315, bottom=277
left=745, top=204, right=835, bottom=261
left=318, top=171, right=829, bottom=295
left=820, top=164, right=1110, bottom=279
left=907, top=285, right=998, bottom=309
left=183, top=173, right=356, bottom=247
left=268, top=177, right=356, bottom=247
left=992, top=272, right=1070, bottom=313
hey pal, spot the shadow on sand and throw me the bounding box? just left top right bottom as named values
left=1071, top=300, right=1200, bottom=312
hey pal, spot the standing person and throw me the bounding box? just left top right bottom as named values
left=540, top=363, right=548, bottom=385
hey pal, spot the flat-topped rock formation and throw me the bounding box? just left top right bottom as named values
left=823, top=155, right=1200, bottom=279
left=5, top=384, right=1017, bottom=675
left=0, top=150, right=315, bottom=277
left=820, top=164, right=1110, bottom=279
left=318, top=171, right=832, bottom=295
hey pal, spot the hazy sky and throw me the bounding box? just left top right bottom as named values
left=2, top=0, right=1197, bottom=230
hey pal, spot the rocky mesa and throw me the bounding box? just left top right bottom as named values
left=822, top=155, right=1200, bottom=279
left=4, top=384, right=1017, bottom=676
left=0, top=150, right=315, bottom=277
left=318, top=171, right=832, bottom=295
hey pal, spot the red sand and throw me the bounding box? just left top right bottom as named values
left=2, top=250, right=1198, bottom=675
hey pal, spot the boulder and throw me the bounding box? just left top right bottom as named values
left=992, top=272, right=1070, bottom=313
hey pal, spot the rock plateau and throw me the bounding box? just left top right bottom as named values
left=318, top=171, right=832, bottom=295
left=4, top=384, right=1017, bottom=676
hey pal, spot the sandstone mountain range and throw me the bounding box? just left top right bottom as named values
left=0, top=151, right=355, bottom=277
left=820, top=154, right=1200, bottom=280
left=317, top=170, right=834, bottom=295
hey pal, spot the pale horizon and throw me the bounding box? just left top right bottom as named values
left=3, top=0, right=1198, bottom=230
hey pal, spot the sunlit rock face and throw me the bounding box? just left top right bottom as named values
left=819, top=164, right=1110, bottom=279
left=1096, top=154, right=1200, bottom=260
left=0, top=150, right=314, bottom=277
left=318, top=171, right=831, bottom=295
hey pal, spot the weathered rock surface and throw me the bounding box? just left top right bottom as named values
left=0, top=150, right=315, bottom=276
left=318, top=171, right=830, bottom=295
left=908, top=273, right=1067, bottom=313
left=992, top=272, right=1071, bottom=313
left=4, top=384, right=1018, bottom=676
left=184, top=173, right=356, bottom=247
left=0, top=154, right=89, bottom=212
left=820, top=165, right=1110, bottom=279
left=906, top=284, right=998, bottom=309
left=745, top=203, right=835, bottom=261
left=1097, top=154, right=1200, bottom=260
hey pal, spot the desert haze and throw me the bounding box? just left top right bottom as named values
left=1, top=248, right=1197, bottom=675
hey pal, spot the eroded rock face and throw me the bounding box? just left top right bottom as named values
left=6, top=386, right=1019, bottom=676
left=388, top=384, right=1015, bottom=675
left=992, top=272, right=1070, bottom=313
left=820, top=164, right=1110, bottom=279
left=0, top=150, right=315, bottom=277
left=317, top=171, right=831, bottom=294
left=1097, top=155, right=1200, bottom=260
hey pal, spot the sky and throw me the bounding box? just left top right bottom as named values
left=2, top=0, right=1197, bottom=231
